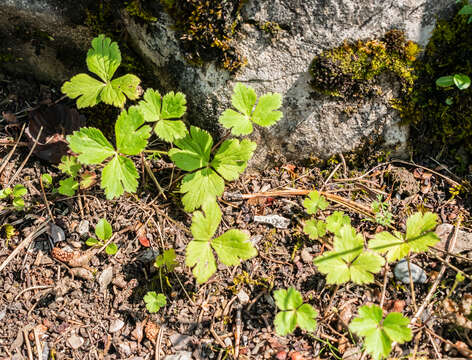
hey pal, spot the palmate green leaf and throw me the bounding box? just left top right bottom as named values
left=369, top=212, right=439, bottom=262
left=143, top=291, right=167, bottom=313
left=62, top=35, right=141, bottom=108
left=303, top=219, right=326, bottom=240
left=273, top=287, right=317, bottom=336
left=59, top=156, right=81, bottom=176
left=169, top=126, right=212, bottom=171
left=58, top=177, right=79, bottom=196
left=115, top=107, right=151, bottom=155
left=95, top=218, right=112, bottom=241
left=186, top=200, right=257, bottom=283
left=314, top=225, right=384, bottom=285
left=67, top=128, right=115, bottom=164
left=219, top=83, right=283, bottom=136
left=155, top=249, right=178, bottom=272
left=349, top=305, right=412, bottom=360
left=180, top=168, right=225, bottom=212
left=303, top=190, right=328, bottom=214
left=325, top=211, right=351, bottom=234
left=136, top=89, right=187, bottom=142
left=101, top=155, right=139, bottom=199
left=211, top=139, right=256, bottom=181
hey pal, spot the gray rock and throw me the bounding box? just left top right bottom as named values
left=436, top=223, right=472, bottom=254
left=169, top=333, right=192, bottom=351
left=77, top=220, right=90, bottom=237
left=394, top=259, right=427, bottom=284
left=237, top=289, right=250, bottom=305
left=301, top=248, right=313, bottom=264
left=254, top=214, right=290, bottom=229
left=67, top=333, right=84, bottom=349
left=109, top=318, right=125, bottom=333
left=126, top=0, right=452, bottom=166
left=47, top=223, right=65, bottom=244
left=164, top=351, right=193, bottom=360
left=97, top=267, right=113, bottom=293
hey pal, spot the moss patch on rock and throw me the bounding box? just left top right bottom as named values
left=160, top=0, right=247, bottom=73
left=397, top=2, right=472, bottom=165
left=309, top=30, right=419, bottom=100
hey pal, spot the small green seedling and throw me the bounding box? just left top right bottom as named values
left=185, top=200, right=257, bottom=283
left=86, top=218, right=118, bottom=255
left=133, top=89, right=188, bottom=142
left=169, top=126, right=256, bottom=211
left=154, top=248, right=178, bottom=289
left=436, top=74, right=471, bottom=90
left=0, top=184, right=27, bottom=210
left=314, top=224, right=385, bottom=285
left=303, top=190, right=329, bottom=214
left=325, top=211, right=351, bottom=235
left=143, top=291, right=167, bottom=313
left=219, top=83, right=283, bottom=136
left=41, top=174, right=53, bottom=188
left=273, top=287, right=318, bottom=336
left=349, top=304, right=412, bottom=360
left=368, top=212, right=439, bottom=263
left=57, top=156, right=95, bottom=196
left=303, top=219, right=327, bottom=240
left=369, top=195, right=393, bottom=226
left=62, top=34, right=141, bottom=108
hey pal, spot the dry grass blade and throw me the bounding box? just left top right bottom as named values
left=0, top=123, right=26, bottom=176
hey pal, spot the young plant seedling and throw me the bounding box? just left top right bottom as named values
left=154, top=248, right=178, bottom=289
left=57, top=156, right=95, bottom=196
left=349, top=304, right=412, bottom=360
left=86, top=218, right=118, bottom=255
left=0, top=184, right=27, bottom=210
left=67, top=107, right=151, bottom=199
left=325, top=211, right=351, bottom=235
left=273, top=287, right=318, bottom=336
left=368, top=212, right=440, bottom=263
left=436, top=74, right=471, bottom=90
left=314, top=224, right=384, bottom=284
left=143, top=291, right=167, bottom=313
left=133, top=89, right=188, bottom=142
left=41, top=174, right=53, bottom=188
left=219, top=83, right=283, bottom=136
left=369, top=195, right=393, bottom=227
left=169, top=126, right=256, bottom=211
left=303, top=190, right=329, bottom=214
left=62, top=34, right=141, bottom=108
left=185, top=200, right=257, bottom=283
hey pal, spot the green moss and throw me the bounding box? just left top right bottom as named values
left=125, top=0, right=157, bottom=22
left=160, top=0, right=247, bottom=73
left=396, top=2, right=472, bottom=163
left=310, top=30, right=419, bottom=100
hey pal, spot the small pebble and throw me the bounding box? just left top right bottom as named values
left=67, top=333, right=84, bottom=349
left=48, top=223, right=65, bottom=244
left=163, top=351, right=192, bottom=360
left=77, top=220, right=90, bottom=237
left=300, top=248, right=313, bottom=264
left=117, top=342, right=132, bottom=356
left=109, top=318, right=125, bottom=333
left=254, top=215, right=290, bottom=229
left=97, top=267, right=113, bottom=292
left=237, top=289, right=250, bottom=304
left=394, top=260, right=427, bottom=284
left=0, top=307, right=6, bottom=321
left=169, top=333, right=192, bottom=351
left=224, top=337, right=233, bottom=347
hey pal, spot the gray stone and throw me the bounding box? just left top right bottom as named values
left=109, top=318, right=125, bottom=333
left=97, top=266, right=113, bottom=293
left=164, top=351, right=193, bottom=360
left=254, top=214, right=290, bottom=229
left=169, top=333, right=192, bottom=351
left=436, top=224, right=472, bottom=254
left=237, top=289, right=250, bottom=305
left=67, top=333, right=84, bottom=349
left=47, top=223, right=66, bottom=244
left=394, top=259, right=427, bottom=284
left=77, top=220, right=90, bottom=237
left=125, top=0, right=452, bottom=166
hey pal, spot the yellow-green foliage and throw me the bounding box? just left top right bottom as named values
left=161, top=0, right=247, bottom=72
left=310, top=30, right=419, bottom=99
left=397, top=2, right=472, bottom=159
left=125, top=0, right=157, bottom=22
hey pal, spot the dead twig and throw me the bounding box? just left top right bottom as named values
left=0, top=123, right=26, bottom=177
left=39, top=174, right=54, bottom=221
left=13, top=285, right=54, bottom=301
left=155, top=326, right=165, bottom=360
left=23, top=328, right=34, bottom=360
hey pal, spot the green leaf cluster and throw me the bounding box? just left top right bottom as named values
left=0, top=184, right=27, bottom=210
left=67, top=107, right=151, bottom=199
left=219, top=83, right=283, bottom=135
left=185, top=200, right=257, bottom=283
left=169, top=126, right=256, bottom=211
left=368, top=212, right=439, bottom=262
left=303, top=190, right=328, bottom=214
left=62, top=35, right=141, bottom=108
left=155, top=248, right=178, bottom=272
left=86, top=218, right=118, bottom=255
left=273, top=287, right=318, bottom=336
left=143, top=291, right=167, bottom=313
left=436, top=73, right=471, bottom=90
left=349, top=304, right=412, bottom=360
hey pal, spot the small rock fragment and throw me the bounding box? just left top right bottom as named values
left=169, top=333, right=192, bottom=351
left=67, top=333, right=84, bottom=349
left=254, top=215, right=290, bottom=229
left=71, top=267, right=94, bottom=281
left=237, top=289, right=250, bottom=304
left=224, top=337, right=232, bottom=347
left=300, top=248, right=313, bottom=264
left=117, top=342, right=132, bottom=356
left=0, top=307, right=6, bottom=321
left=436, top=224, right=472, bottom=254
left=131, top=321, right=144, bottom=344
left=48, top=223, right=65, bottom=244
left=98, top=267, right=113, bottom=292
left=163, top=351, right=192, bottom=360
left=394, top=260, right=427, bottom=284
left=77, top=220, right=90, bottom=237
left=109, top=319, right=124, bottom=333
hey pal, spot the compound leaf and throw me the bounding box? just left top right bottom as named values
left=211, top=139, right=256, bottom=181
left=86, top=34, right=121, bottom=82
left=350, top=252, right=385, bottom=284
left=105, top=243, right=118, bottom=255
left=191, top=199, right=221, bottom=241
left=143, top=291, right=167, bottom=313
left=101, top=155, right=139, bottom=199
left=95, top=218, right=112, bottom=241
left=61, top=74, right=104, bottom=108
left=231, top=83, right=257, bottom=116
left=369, top=231, right=406, bottom=263
left=274, top=288, right=303, bottom=311
left=296, top=304, right=318, bottom=332
left=115, top=107, right=151, bottom=155
left=161, top=91, right=187, bottom=119
left=12, top=184, right=27, bottom=197
left=155, top=119, right=188, bottom=143
left=303, top=219, right=327, bottom=240
left=453, top=73, right=471, bottom=90
left=169, top=126, right=212, bottom=172
left=274, top=310, right=297, bottom=336
left=186, top=238, right=216, bottom=284
left=67, top=127, right=115, bottom=165
left=58, top=177, right=79, bottom=196
left=180, top=168, right=225, bottom=212
left=303, top=190, right=328, bottom=214
left=59, top=156, right=81, bottom=177
left=252, top=92, right=283, bottom=127
left=212, top=229, right=257, bottom=266
left=383, top=312, right=412, bottom=343
left=137, top=89, right=162, bottom=122
left=155, top=248, right=178, bottom=272
left=104, top=74, right=141, bottom=107
left=219, top=109, right=253, bottom=136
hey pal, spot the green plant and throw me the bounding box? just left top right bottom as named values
left=436, top=73, right=471, bottom=90
left=273, top=287, right=318, bottom=336
left=86, top=218, right=118, bottom=255
left=57, top=156, right=95, bottom=196
left=62, top=34, right=141, bottom=108
left=143, top=291, right=167, bottom=313
left=369, top=195, right=393, bottom=226
left=458, top=2, right=472, bottom=23
left=0, top=184, right=27, bottom=210
left=303, top=190, right=329, bottom=214
left=185, top=200, right=257, bottom=283
left=368, top=212, right=439, bottom=262
left=41, top=174, right=53, bottom=188
left=349, top=304, right=412, bottom=360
